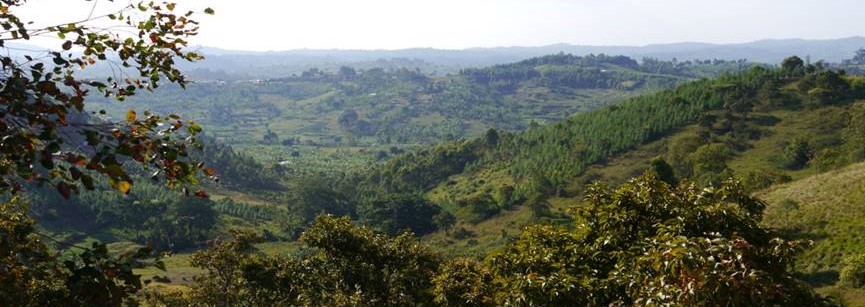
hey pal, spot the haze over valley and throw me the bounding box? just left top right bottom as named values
left=2, top=1, right=865, bottom=306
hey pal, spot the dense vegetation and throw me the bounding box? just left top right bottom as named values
left=0, top=1, right=218, bottom=305
left=3, top=0, right=865, bottom=303
left=358, top=58, right=865, bottom=224
left=42, top=53, right=755, bottom=255
left=11, top=48, right=865, bottom=304
left=90, top=54, right=749, bottom=148
left=142, top=175, right=832, bottom=306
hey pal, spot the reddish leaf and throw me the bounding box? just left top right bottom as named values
left=193, top=190, right=209, bottom=199
left=203, top=168, right=216, bottom=176
left=56, top=182, right=71, bottom=199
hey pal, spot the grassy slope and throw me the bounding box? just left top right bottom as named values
left=421, top=98, right=859, bottom=255
left=415, top=89, right=865, bottom=301
left=759, top=161, right=865, bottom=272
left=758, top=161, right=865, bottom=305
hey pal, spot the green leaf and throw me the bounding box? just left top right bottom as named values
left=85, top=130, right=100, bottom=146
left=81, top=174, right=95, bottom=190
left=52, top=55, right=67, bottom=66
left=188, top=122, right=202, bottom=135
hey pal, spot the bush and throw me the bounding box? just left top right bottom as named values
left=740, top=169, right=791, bottom=191
left=357, top=193, right=441, bottom=235
left=840, top=254, right=865, bottom=288
left=433, top=259, right=495, bottom=307
left=461, top=193, right=500, bottom=222
left=813, top=148, right=842, bottom=172
left=687, top=143, right=734, bottom=185
left=451, top=227, right=476, bottom=240
left=778, top=138, right=813, bottom=170
left=491, top=174, right=832, bottom=306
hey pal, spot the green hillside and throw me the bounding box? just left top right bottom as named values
left=91, top=54, right=747, bottom=148
left=45, top=56, right=865, bottom=263
left=25, top=52, right=865, bottom=305
left=353, top=62, right=865, bottom=258
left=9, top=0, right=865, bottom=305
left=756, top=161, right=865, bottom=305
left=368, top=61, right=865, bottom=305
left=760, top=161, right=865, bottom=272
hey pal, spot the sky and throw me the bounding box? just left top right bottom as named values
left=14, top=0, right=865, bottom=51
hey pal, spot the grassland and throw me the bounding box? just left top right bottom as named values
left=757, top=161, right=865, bottom=305
left=416, top=98, right=864, bottom=265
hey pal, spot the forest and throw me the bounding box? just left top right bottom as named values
left=5, top=0, right=865, bottom=306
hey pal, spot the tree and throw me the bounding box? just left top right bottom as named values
left=186, top=229, right=273, bottom=306
left=721, top=84, right=754, bottom=117
left=781, top=56, right=805, bottom=76
left=433, top=259, right=496, bottom=307
left=337, top=109, right=359, bottom=130
left=490, top=174, right=832, bottom=306
left=261, top=129, right=279, bottom=144
left=756, top=79, right=784, bottom=110
left=648, top=156, right=677, bottom=185
left=337, top=66, right=357, bottom=80
left=171, top=176, right=834, bottom=306
left=164, top=197, right=218, bottom=249
left=0, top=1, right=215, bottom=198
left=687, top=143, right=733, bottom=185
left=527, top=195, right=551, bottom=219
left=0, top=0, right=212, bottom=197
left=356, top=193, right=441, bottom=235
left=779, top=138, right=812, bottom=170
left=297, top=215, right=441, bottom=305
left=0, top=198, right=158, bottom=306
left=0, top=2, right=212, bottom=305
left=433, top=210, right=456, bottom=233
left=282, top=176, right=353, bottom=237
left=484, top=128, right=499, bottom=147
left=852, top=48, right=865, bottom=65
left=174, top=216, right=444, bottom=306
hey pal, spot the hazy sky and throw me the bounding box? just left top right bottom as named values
left=16, top=0, right=865, bottom=51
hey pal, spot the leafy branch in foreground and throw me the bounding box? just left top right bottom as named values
left=0, top=1, right=215, bottom=306
left=0, top=0, right=215, bottom=198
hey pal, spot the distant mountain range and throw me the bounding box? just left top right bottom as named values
left=10, top=37, right=864, bottom=80
left=174, top=37, right=865, bottom=79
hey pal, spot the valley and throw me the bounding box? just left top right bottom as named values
left=4, top=1, right=865, bottom=305
left=45, top=50, right=865, bottom=304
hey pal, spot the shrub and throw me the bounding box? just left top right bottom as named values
left=840, top=254, right=865, bottom=288
left=740, top=169, right=792, bottom=191
left=433, top=259, right=496, bottom=307
left=778, top=138, right=813, bottom=170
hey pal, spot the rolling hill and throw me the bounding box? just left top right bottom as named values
left=356, top=61, right=865, bottom=264
left=173, top=37, right=865, bottom=79
left=91, top=54, right=749, bottom=150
